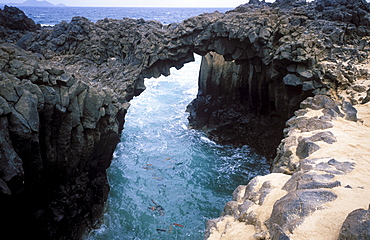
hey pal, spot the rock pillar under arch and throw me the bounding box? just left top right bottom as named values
left=187, top=51, right=313, bottom=159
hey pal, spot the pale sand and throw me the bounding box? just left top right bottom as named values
left=290, top=102, right=370, bottom=240
left=207, top=216, right=256, bottom=240
left=207, top=173, right=291, bottom=240
left=206, top=102, right=370, bottom=240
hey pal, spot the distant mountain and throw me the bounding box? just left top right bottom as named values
left=6, top=0, right=66, bottom=7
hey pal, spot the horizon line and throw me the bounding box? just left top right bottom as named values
left=1, top=4, right=240, bottom=8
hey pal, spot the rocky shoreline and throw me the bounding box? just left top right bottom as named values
left=0, top=0, right=370, bottom=239
left=205, top=97, right=370, bottom=239
left=201, top=0, right=370, bottom=238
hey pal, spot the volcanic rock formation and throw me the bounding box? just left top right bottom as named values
left=1, top=0, right=370, bottom=239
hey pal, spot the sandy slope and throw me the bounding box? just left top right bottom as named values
left=291, top=102, right=370, bottom=239
left=206, top=102, right=370, bottom=239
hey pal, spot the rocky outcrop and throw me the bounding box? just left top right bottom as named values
left=186, top=52, right=293, bottom=158
left=206, top=95, right=370, bottom=240
left=1, top=0, right=370, bottom=239
left=203, top=0, right=370, bottom=238
left=0, top=5, right=39, bottom=41
left=0, top=42, right=128, bottom=238
left=14, top=0, right=370, bottom=160
left=338, top=207, right=370, bottom=240
left=187, top=0, right=370, bottom=158
left=0, top=7, right=129, bottom=238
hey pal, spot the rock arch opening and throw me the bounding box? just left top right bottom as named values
left=2, top=0, right=370, bottom=238
left=87, top=53, right=271, bottom=239
left=186, top=51, right=314, bottom=159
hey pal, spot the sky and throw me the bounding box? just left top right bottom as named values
left=4, top=0, right=268, bottom=8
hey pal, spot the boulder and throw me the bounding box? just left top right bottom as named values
left=267, top=189, right=337, bottom=233
left=338, top=208, right=370, bottom=240
left=341, top=101, right=358, bottom=121
left=0, top=5, right=38, bottom=31
left=283, top=74, right=303, bottom=86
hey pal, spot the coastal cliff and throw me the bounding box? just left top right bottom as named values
left=0, top=6, right=128, bottom=239
left=0, top=0, right=370, bottom=239
left=199, top=0, right=370, bottom=239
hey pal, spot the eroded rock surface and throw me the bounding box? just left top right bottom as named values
left=0, top=42, right=128, bottom=239
left=206, top=100, right=370, bottom=239
left=186, top=0, right=370, bottom=158
left=203, top=0, right=370, bottom=239
left=338, top=207, right=370, bottom=240
left=1, top=0, right=370, bottom=239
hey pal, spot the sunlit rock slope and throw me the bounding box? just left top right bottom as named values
left=1, top=0, right=370, bottom=238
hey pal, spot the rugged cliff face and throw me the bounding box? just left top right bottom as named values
left=187, top=51, right=310, bottom=158
left=0, top=6, right=129, bottom=239
left=200, top=0, right=370, bottom=239
left=187, top=0, right=370, bottom=159
left=1, top=0, right=370, bottom=239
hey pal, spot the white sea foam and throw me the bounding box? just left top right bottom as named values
left=16, top=7, right=271, bottom=240
left=200, top=136, right=216, bottom=145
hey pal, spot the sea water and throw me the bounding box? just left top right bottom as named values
left=15, top=6, right=232, bottom=25
left=86, top=55, right=270, bottom=239
left=17, top=7, right=271, bottom=239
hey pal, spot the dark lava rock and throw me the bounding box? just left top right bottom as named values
left=296, top=138, right=321, bottom=159
left=2, top=0, right=370, bottom=239
left=300, top=158, right=356, bottom=175
left=341, top=101, right=358, bottom=122
left=286, top=116, right=334, bottom=133
left=308, top=131, right=337, bottom=144
left=268, top=189, right=337, bottom=234
left=362, top=89, right=370, bottom=104
left=0, top=5, right=38, bottom=31
left=0, top=43, right=127, bottom=239
left=338, top=208, right=370, bottom=240
left=283, top=171, right=341, bottom=191
left=270, top=223, right=291, bottom=240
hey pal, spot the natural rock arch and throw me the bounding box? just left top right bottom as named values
left=1, top=0, right=370, bottom=238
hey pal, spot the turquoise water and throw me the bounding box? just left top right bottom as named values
left=16, top=7, right=271, bottom=239
left=86, top=55, right=270, bottom=239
